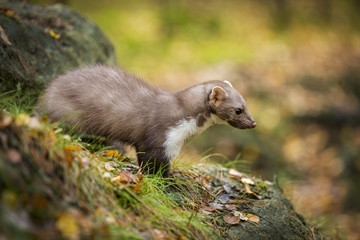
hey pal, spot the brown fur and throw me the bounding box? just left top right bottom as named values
left=39, top=65, right=256, bottom=176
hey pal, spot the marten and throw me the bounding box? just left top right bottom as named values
left=39, top=65, right=256, bottom=177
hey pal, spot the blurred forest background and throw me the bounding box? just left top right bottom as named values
left=29, top=0, right=360, bottom=239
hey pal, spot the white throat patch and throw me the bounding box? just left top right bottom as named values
left=164, top=116, right=214, bottom=160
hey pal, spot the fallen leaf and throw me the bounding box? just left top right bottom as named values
left=104, top=150, right=119, bottom=157
left=223, top=183, right=232, bottom=194
left=244, top=182, right=262, bottom=199
left=198, top=175, right=211, bottom=189
left=15, top=113, right=30, bottom=126
left=199, top=208, right=212, bottom=215
left=65, top=145, right=82, bottom=152
left=0, top=25, right=12, bottom=45
left=223, top=215, right=240, bottom=225
left=225, top=204, right=237, bottom=211
left=111, top=171, right=137, bottom=184
left=5, top=9, right=14, bottom=17
left=244, top=182, right=253, bottom=194
left=241, top=177, right=255, bottom=185
left=64, top=145, right=82, bottom=166
left=234, top=211, right=249, bottom=221
left=218, top=193, right=231, bottom=204
left=104, top=162, right=116, bottom=171
left=229, top=169, right=255, bottom=185
left=56, top=213, right=79, bottom=240
left=209, top=202, right=224, bottom=210
left=6, top=149, right=21, bottom=163
left=49, top=29, right=61, bottom=39
left=247, top=213, right=260, bottom=224
left=229, top=169, right=246, bottom=178
left=203, top=205, right=217, bottom=212
left=228, top=199, right=251, bottom=205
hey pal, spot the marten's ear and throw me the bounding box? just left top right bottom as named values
left=210, top=86, right=228, bottom=106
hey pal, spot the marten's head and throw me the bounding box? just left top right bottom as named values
left=209, top=81, right=256, bottom=129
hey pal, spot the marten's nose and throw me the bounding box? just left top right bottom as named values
left=251, top=122, right=257, bottom=128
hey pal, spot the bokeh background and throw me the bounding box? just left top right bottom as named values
left=30, top=0, right=360, bottom=239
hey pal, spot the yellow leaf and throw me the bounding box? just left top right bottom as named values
left=56, top=213, right=79, bottom=239
left=49, top=29, right=61, bottom=39
left=64, top=145, right=82, bottom=167
left=15, top=113, right=30, bottom=126
left=244, top=182, right=253, bottom=194
left=6, top=10, right=14, bottom=17
left=247, top=213, right=260, bottom=224
left=65, top=145, right=82, bottom=152
left=104, top=150, right=119, bottom=157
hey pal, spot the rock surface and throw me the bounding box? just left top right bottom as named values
left=0, top=1, right=117, bottom=100
left=195, top=164, right=324, bottom=240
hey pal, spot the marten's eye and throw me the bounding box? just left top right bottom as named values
left=235, top=108, right=242, bottom=115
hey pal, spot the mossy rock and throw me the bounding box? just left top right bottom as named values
left=0, top=1, right=117, bottom=102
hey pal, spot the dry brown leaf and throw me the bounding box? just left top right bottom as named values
left=228, top=199, right=251, bottom=204
left=199, top=208, right=213, bottom=215
left=111, top=171, right=137, bottom=184
left=223, top=215, right=240, bottom=225
left=203, top=205, right=217, bottom=212
left=198, top=175, right=211, bottom=189
left=225, top=204, right=237, bottom=211
left=247, top=213, right=260, bottom=224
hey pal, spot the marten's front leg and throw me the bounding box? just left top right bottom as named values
left=136, top=146, right=171, bottom=177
